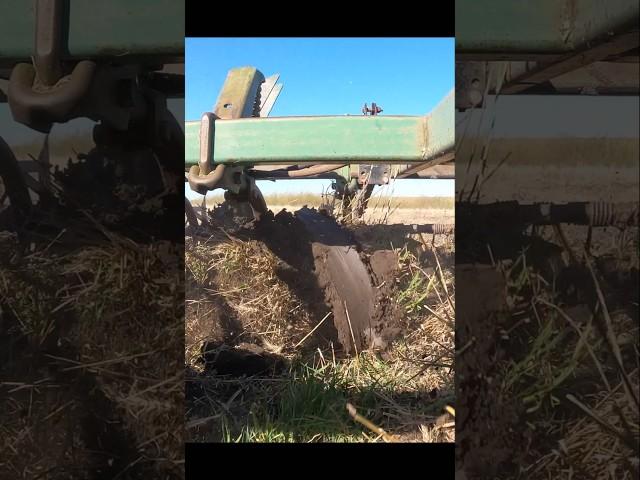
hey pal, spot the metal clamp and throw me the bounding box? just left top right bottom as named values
left=198, top=112, right=216, bottom=175
left=455, top=62, right=486, bottom=110
left=185, top=67, right=274, bottom=223
left=186, top=112, right=225, bottom=194
left=357, top=164, right=391, bottom=185
left=362, top=102, right=383, bottom=115
left=187, top=164, right=227, bottom=195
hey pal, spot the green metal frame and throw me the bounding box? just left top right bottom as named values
left=0, top=0, right=184, bottom=65
left=185, top=89, right=454, bottom=168
left=456, top=0, right=638, bottom=56
left=185, top=66, right=454, bottom=202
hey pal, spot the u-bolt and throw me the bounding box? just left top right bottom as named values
left=8, top=61, right=96, bottom=133
left=187, top=164, right=226, bottom=195
left=187, top=111, right=226, bottom=194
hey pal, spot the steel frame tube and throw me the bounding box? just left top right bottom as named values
left=456, top=0, right=639, bottom=58
left=185, top=90, right=454, bottom=167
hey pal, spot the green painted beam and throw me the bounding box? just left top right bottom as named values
left=456, top=0, right=638, bottom=56
left=186, top=89, right=454, bottom=167
left=0, top=0, right=184, bottom=64
left=186, top=116, right=427, bottom=166
left=423, top=89, right=454, bottom=161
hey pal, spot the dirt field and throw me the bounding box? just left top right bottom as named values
left=455, top=202, right=639, bottom=478
left=453, top=125, right=639, bottom=477
left=185, top=200, right=455, bottom=442
left=1, top=147, right=184, bottom=478
left=193, top=194, right=454, bottom=226
left=265, top=206, right=454, bottom=226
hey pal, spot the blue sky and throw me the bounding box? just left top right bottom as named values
left=186, top=37, right=454, bottom=198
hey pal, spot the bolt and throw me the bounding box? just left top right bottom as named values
left=362, top=102, right=383, bottom=116
left=468, top=90, right=483, bottom=106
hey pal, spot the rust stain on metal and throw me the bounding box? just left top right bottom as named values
left=213, top=66, right=264, bottom=119
left=419, top=115, right=430, bottom=161
left=560, top=0, right=578, bottom=47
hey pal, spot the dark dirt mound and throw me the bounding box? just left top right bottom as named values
left=200, top=341, right=288, bottom=376
left=456, top=264, right=525, bottom=479
left=456, top=212, right=639, bottom=478
left=186, top=204, right=455, bottom=443
left=295, top=208, right=376, bottom=354
left=239, top=207, right=403, bottom=355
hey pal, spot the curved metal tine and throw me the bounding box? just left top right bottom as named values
left=260, top=83, right=282, bottom=118
left=259, top=74, right=282, bottom=117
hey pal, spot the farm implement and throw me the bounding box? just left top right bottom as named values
left=454, top=2, right=639, bottom=477
left=184, top=66, right=454, bottom=225
left=184, top=65, right=456, bottom=355
left=454, top=0, right=639, bottom=261
left=0, top=0, right=185, bottom=237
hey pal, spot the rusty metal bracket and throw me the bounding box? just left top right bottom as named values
left=186, top=112, right=225, bottom=194
left=81, top=64, right=147, bottom=131
left=186, top=67, right=266, bottom=196
left=214, top=66, right=265, bottom=119
left=357, top=164, right=391, bottom=185
left=187, top=164, right=226, bottom=196
left=456, top=62, right=486, bottom=110
left=199, top=112, right=216, bottom=175
left=7, top=0, right=176, bottom=133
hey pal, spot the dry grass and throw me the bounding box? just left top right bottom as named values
left=1, top=134, right=187, bottom=476
left=185, top=209, right=455, bottom=443
left=193, top=193, right=454, bottom=228
left=62, top=241, right=184, bottom=466
left=185, top=232, right=317, bottom=366
left=456, top=79, right=638, bottom=476
left=492, top=225, right=639, bottom=479
left=535, top=374, right=639, bottom=479
left=0, top=232, right=184, bottom=476
left=199, top=193, right=453, bottom=211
